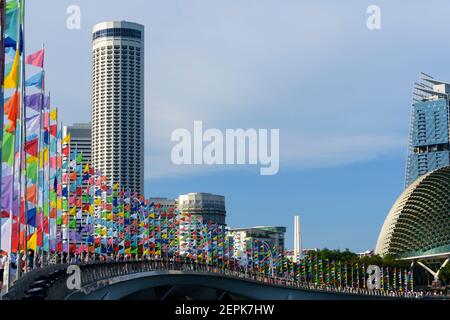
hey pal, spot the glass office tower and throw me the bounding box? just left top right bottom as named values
left=405, top=74, right=450, bottom=188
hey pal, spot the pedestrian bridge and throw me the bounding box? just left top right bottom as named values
left=3, top=261, right=423, bottom=300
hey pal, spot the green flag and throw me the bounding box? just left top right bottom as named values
left=26, top=158, right=38, bottom=182
left=2, top=131, right=15, bottom=166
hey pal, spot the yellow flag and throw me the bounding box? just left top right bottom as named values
left=50, top=109, right=57, bottom=121
left=89, top=205, right=95, bottom=214
left=39, top=148, right=48, bottom=167
left=84, top=163, right=89, bottom=173
left=57, top=198, right=62, bottom=210
left=4, top=50, right=19, bottom=89
left=43, top=148, right=49, bottom=165
left=62, top=133, right=71, bottom=145
left=26, top=156, right=37, bottom=165
left=69, top=206, right=77, bottom=216
left=94, top=198, right=102, bottom=206
left=125, top=248, right=131, bottom=255
left=27, top=233, right=37, bottom=251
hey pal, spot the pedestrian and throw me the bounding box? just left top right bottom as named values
left=27, top=249, right=35, bottom=271
left=0, top=251, right=8, bottom=289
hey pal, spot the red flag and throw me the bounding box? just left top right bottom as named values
left=43, top=218, right=49, bottom=234
left=62, top=146, right=69, bottom=157
left=37, top=228, right=43, bottom=247
left=50, top=124, right=57, bottom=137
left=49, top=208, right=57, bottom=219
left=25, top=49, right=44, bottom=68
left=25, top=138, right=39, bottom=157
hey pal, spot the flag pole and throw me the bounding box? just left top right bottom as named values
left=20, top=0, right=29, bottom=273
left=33, top=43, right=43, bottom=269
left=39, top=43, right=46, bottom=266
left=46, top=91, right=52, bottom=265
left=0, top=0, right=5, bottom=259
left=67, top=129, right=70, bottom=263
left=14, top=0, right=26, bottom=277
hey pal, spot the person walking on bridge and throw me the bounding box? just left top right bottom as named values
left=0, top=251, right=8, bottom=290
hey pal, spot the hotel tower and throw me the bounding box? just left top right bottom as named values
left=91, top=21, right=144, bottom=194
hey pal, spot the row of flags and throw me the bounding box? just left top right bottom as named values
left=281, top=256, right=414, bottom=291
left=1, top=0, right=50, bottom=270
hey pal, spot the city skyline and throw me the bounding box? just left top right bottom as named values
left=24, top=0, right=450, bottom=252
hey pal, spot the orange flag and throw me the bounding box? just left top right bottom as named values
left=4, top=91, right=20, bottom=133
left=26, top=184, right=37, bottom=204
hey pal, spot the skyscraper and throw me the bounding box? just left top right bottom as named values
left=63, top=123, right=92, bottom=174
left=405, top=74, right=450, bottom=188
left=91, top=21, right=144, bottom=194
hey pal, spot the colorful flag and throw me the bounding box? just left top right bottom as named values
left=26, top=49, right=44, bottom=68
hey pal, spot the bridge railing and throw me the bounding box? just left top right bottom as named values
left=4, top=259, right=426, bottom=300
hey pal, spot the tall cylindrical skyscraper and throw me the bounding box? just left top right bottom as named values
left=91, top=21, right=144, bottom=194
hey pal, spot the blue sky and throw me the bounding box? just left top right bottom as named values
left=25, top=0, right=450, bottom=251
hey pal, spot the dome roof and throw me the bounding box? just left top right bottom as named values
left=375, top=166, right=450, bottom=258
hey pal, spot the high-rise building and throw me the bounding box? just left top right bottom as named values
left=63, top=123, right=92, bottom=173
left=405, top=74, right=450, bottom=188
left=177, top=193, right=226, bottom=225
left=91, top=21, right=144, bottom=195
left=62, top=123, right=92, bottom=246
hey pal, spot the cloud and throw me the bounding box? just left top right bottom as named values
left=27, top=0, right=443, bottom=181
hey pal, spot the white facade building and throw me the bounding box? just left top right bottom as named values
left=177, top=193, right=226, bottom=225
left=91, top=21, right=144, bottom=195
left=63, top=123, right=92, bottom=173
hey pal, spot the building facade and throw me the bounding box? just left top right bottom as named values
left=147, top=197, right=177, bottom=213
left=230, top=226, right=286, bottom=266
left=405, top=75, right=450, bottom=188
left=91, top=21, right=144, bottom=195
left=62, top=123, right=92, bottom=247
left=63, top=123, right=92, bottom=174
left=177, top=193, right=226, bottom=225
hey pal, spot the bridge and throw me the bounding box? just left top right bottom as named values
left=2, top=260, right=428, bottom=300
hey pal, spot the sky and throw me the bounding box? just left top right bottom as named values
left=24, top=0, right=450, bottom=252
